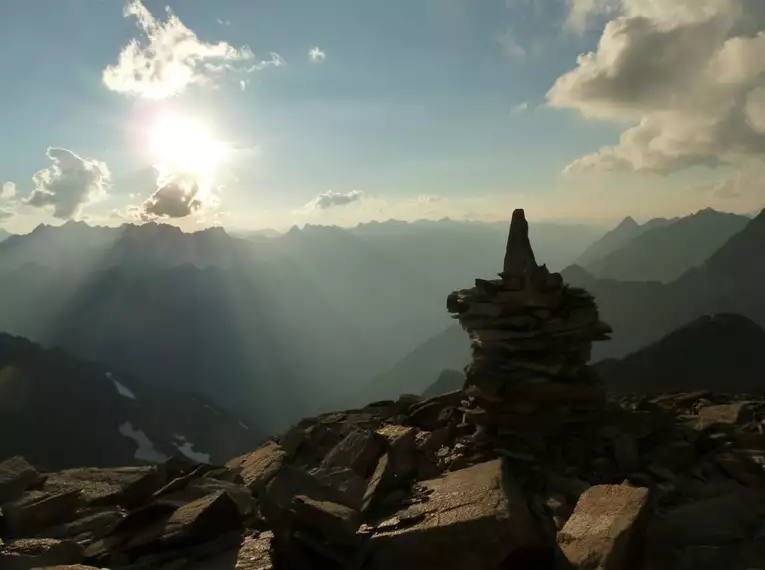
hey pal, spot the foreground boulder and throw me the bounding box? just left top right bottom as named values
left=43, top=466, right=165, bottom=508
left=557, top=485, right=651, bottom=570
left=366, top=459, right=544, bottom=570
left=0, top=457, right=44, bottom=504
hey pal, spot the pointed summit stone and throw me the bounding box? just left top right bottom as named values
left=502, top=209, right=538, bottom=279
left=447, top=208, right=612, bottom=435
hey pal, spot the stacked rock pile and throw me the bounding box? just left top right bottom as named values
left=447, top=209, right=612, bottom=435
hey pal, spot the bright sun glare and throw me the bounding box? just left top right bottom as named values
left=147, top=114, right=229, bottom=176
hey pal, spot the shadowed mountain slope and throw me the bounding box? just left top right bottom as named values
left=596, top=313, right=765, bottom=395
left=0, top=334, right=258, bottom=470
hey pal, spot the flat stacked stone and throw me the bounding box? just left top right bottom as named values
left=447, top=209, right=612, bottom=432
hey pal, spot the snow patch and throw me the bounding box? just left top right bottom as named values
left=118, top=422, right=168, bottom=463
left=203, top=404, right=221, bottom=416
left=107, top=373, right=137, bottom=400
left=238, top=420, right=250, bottom=431
left=173, top=434, right=211, bottom=464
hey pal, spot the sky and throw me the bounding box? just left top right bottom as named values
left=0, top=0, right=764, bottom=233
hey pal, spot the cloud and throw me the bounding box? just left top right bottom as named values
left=103, top=0, right=263, bottom=99
left=26, top=147, right=110, bottom=220
left=308, top=46, right=327, bottom=64
left=141, top=180, right=202, bottom=219
left=549, top=0, right=765, bottom=174
left=691, top=162, right=765, bottom=208
left=1, top=182, right=15, bottom=199
left=496, top=29, right=527, bottom=59
left=565, top=0, right=620, bottom=34
left=248, top=52, right=285, bottom=71
left=0, top=208, right=14, bottom=222
left=511, top=101, right=530, bottom=116
left=137, top=171, right=220, bottom=221
left=305, top=190, right=364, bottom=210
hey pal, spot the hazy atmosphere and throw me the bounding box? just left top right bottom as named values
left=1, top=2, right=765, bottom=569
left=1, top=0, right=764, bottom=235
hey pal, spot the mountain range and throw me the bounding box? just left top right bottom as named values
left=578, top=209, right=749, bottom=283
left=0, top=217, right=600, bottom=437
left=362, top=208, right=765, bottom=400
left=2, top=207, right=764, bottom=470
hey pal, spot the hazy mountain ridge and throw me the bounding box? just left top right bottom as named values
left=0, top=217, right=599, bottom=435
left=583, top=209, right=750, bottom=283
left=0, top=332, right=258, bottom=470
left=575, top=215, right=675, bottom=267
left=566, top=207, right=765, bottom=361
left=369, top=208, right=765, bottom=398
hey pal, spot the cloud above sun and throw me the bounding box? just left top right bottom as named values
left=103, top=0, right=281, bottom=99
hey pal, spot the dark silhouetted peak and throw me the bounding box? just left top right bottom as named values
left=705, top=208, right=765, bottom=278
left=597, top=313, right=765, bottom=395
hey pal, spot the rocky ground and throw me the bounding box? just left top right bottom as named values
left=1, top=389, right=765, bottom=570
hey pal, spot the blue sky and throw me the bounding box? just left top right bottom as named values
left=0, top=0, right=762, bottom=233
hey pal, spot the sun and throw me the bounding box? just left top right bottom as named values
left=146, top=113, right=229, bottom=176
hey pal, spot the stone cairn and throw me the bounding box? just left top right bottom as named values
left=447, top=209, right=612, bottom=439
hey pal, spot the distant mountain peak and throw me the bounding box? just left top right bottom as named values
left=198, top=225, right=228, bottom=238
left=693, top=207, right=722, bottom=217
left=616, top=216, right=639, bottom=230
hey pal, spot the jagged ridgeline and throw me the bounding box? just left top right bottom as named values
left=447, top=209, right=612, bottom=433
left=2, top=211, right=765, bottom=570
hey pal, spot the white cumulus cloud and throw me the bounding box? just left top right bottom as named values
left=26, top=148, right=110, bottom=220
left=549, top=0, right=765, bottom=174
left=308, top=46, right=327, bottom=63
left=103, top=0, right=265, bottom=99
left=1, top=182, right=16, bottom=200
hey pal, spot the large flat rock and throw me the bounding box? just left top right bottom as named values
left=0, top=538, right=83, bottom=570
left=557, top=484, right=651, bottom=570
left=43, top=466, right=164, bottom=508
left=367, top=458, right=542, bottom=570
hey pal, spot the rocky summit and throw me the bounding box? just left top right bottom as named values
left=2, top=211, right=765, bottom=570
left=447, top=209, right=612, bottom=436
